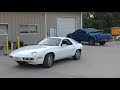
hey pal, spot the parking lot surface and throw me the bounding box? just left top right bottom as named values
left=0, top=41, right=120, bottom=78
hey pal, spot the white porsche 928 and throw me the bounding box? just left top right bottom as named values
left=9, top=37, right=83, bottom=68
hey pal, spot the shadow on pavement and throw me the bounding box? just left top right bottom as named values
left=13, top=58, right=75, bottom=69
left=81, top=42, right=108, bottom=47
left=13, top=64, right=43, bottom=70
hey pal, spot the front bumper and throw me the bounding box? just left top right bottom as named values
left=9, top=55, right=44, bottom=65
left=96, top=38, right=110, bottom=42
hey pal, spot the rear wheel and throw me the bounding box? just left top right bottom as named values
left=43, top=54, right=54, bottom=68
left=99, top=42, right=106, bottom=45
left=89, top=38, right=95, bottom=45
left=73, top=50, right=81, bottom=60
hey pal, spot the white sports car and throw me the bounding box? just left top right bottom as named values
left=116, top=35, right=120, bottom=40
left=9, top=37, right=83, bottom=68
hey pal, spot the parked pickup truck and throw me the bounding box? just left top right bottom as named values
left=67, top=28, right=111, bottom=45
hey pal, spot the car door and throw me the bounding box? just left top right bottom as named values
left=58, top=39, right=76, bottom=59
left=73, top=30, right=89, bottom=41
left=80, top=30, right=90, bottom=41
left=72, top=30, right=82, bottom=41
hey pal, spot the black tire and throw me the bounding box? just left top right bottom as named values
left=118, top=37, right=120, bottom=41
left=73, top=50, right=81, bottom=60
left=43, top=54, right=54, bottom=68
left=16, top=61, right=27, bottom=65
left=89, top=38, right=95, bottom=45
left=99, top=42, right=106, bottom=45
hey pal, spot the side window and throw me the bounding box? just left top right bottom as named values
left=61, top=39, right=73, bottom=46
left=74, top=29, right=80, bottom=34
left=0, top=24, right=8, bottom=35
left=74, top=30, right=84, bottom=34
left=82, top=30, right=86, bottom=34
left=20, top=25, right=37, bottom=34
left=78, top=30, right=82, bottom=34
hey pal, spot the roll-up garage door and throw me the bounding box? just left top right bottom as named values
left=57, top=17, right=76, bottom=37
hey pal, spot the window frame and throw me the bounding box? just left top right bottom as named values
left=74, top=29, right=86, bottom=34
left=74, top=29, right=82, bottom=34
left=61, top=39, right=73, bottom=46
left=20, top=24, right=38, bottom=35
left=0, top=23, right=8, bottom=35
left=82, top=30, right=86, bottom=34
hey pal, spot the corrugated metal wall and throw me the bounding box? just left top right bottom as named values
left=0, top=12, right=44, bottom=45
left=0, top=12, right=81, bottom=45
left=46, top=12, right=81, bottom=36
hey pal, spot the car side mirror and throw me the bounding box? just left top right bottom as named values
left=62, top=44, right=67, bottom=47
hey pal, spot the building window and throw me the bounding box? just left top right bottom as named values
left=0, top=24, right=8, bottom=35
left=20, top=25, right=37, bottom=34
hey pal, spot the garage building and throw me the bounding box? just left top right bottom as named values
left=0, top=12, right=82, bottom=45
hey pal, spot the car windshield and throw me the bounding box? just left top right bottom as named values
left=38, top=38, right=61, bottom=46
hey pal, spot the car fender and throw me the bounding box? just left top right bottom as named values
left=88, top=35, right=96, bottom=41
left=35, top=50, right=55, bottom=64
left=116, top=36, right=120, bottom=40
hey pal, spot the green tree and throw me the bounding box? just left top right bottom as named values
left=112, top=12, right=120, bottom=27
left=93, top=20, right=107, bottom=29
left=83, top=12, right=114, bottom=29
left=83, top=17, right=94, bottom=28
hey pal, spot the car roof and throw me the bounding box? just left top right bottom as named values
left=47, top=37, right=69, bottom=39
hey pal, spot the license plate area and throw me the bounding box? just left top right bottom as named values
left=13, top=57, right=21, bottom=60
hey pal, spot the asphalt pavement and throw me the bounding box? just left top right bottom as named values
left=0, top=41, right=120, bottom=78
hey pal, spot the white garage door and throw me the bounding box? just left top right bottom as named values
left=57, top=18, right=76, bottom=37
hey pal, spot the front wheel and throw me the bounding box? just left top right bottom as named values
left=89, top=38, right=95, bottom=45
left=73, top=50, right=81, bottom=60
left=99, top=42, right=105, bottom=45
left=43, top=54, right=54, bottom=68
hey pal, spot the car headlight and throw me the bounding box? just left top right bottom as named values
left=31, top=52, right=43, bottom=59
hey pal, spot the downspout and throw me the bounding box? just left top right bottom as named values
left=80, top=12, right=83, bottom=29
left=44, top=12, right=47, bottom=37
